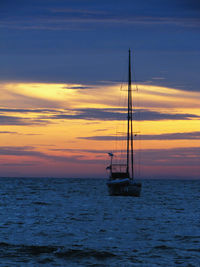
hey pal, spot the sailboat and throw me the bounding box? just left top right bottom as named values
left=106, top=49, right=142, bottom=196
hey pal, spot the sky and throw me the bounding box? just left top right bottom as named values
left=0, top=0, right=200, bottom=178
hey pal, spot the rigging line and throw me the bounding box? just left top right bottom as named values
left=136, top=84, right=142, bottom=179
left=130, top=56, right=134, bottom=180
left=137, top=87, right=141, bottom=178
left=132, top=55, right=139, bottom=92
left=115, top=76, right=124, bottom=163
left=134, top=89, right=141, bottom=179
left=122, top=84, right=127, bottom=166
left=115, top=73, right=126, bottom=166
left=118, top=85, right=126, bottom=166
left=131, top=53, right=142, bottom=179
left=131, top=51, right=134, bottom=180
left=120, top=55, right=128, bottom=166
left=118, top=65, right=127, bottom=166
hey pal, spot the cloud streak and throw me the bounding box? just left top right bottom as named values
left=3, top=106, right=197, bottom=126
left=0, top=146, right=81, bottom=162
left=45, top=146, right=200, bottom=167
left=0, top=146, right=102, bottom=164
left=79, top=131, right=200, bottom=141
left=0, top=108, right=59, bottom=114
left=0, top=115, right=49, bottom=126
left=1, top=7, right=200, bottom=31
left=51, top=108, right=200, bottom=122
left=1, top=0, right=200, bottom=33
left=137, top=147, right=200, bottom=166
left=0, top=131, right=19, bottom=135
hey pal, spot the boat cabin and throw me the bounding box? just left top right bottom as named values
left=110, top=164, right=129, bottom=180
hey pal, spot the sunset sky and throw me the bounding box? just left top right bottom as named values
left=0, top=0, right=200, bottom=178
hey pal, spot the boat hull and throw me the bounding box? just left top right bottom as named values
left=107, top=180, right=141, bottom=197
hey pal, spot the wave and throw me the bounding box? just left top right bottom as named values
left=153, top=245, right=175, bottom=250
left=55, top=248, right=116, bottom=259
left=186, top=248, right=200, bottom=252
left=175, top=235, right=200, bottom=241
left=0, top=242, right=116, bottom=260
left=32, top=201, right=50, bottom=206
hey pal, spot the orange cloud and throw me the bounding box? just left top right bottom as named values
left=0, top=81, right=199, bottom=178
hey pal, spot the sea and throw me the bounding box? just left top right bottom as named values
left=0, top=178, right=199, bottom=267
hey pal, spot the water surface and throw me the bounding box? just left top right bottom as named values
left=0, top=178, right=199, bottom=266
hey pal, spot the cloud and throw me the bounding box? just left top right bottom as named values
left=137, top=147, right=200, bottom=166
left=135, top=110, right=199, bottom=121
left=0, top=146, right=73, bottom=161
left=1, top=1, right=200, bottom=32
left=0, top=161, right=40, bottom=167
left=80, top=131, right=200, bottom=141
left=50, top=8, right=107, bottom=16
left=0, top=145, right=199, bottom=172
left=0, top=146, right=100, bottom=164
left=51, top=108, right=125, bottom=121
left=0, top=131, right=19, bottom=135
left=0, top=130, right=40, bottom=136
left=139, top=132, right=200, bottom=140
left=1, top=16, right=200, bottom=31
left=152, top=77, right=166, bottom=80
left=0, top=115, right=49, bottom=126
left=63, top=86, right=94, bottom=90
left=78, top=135, right=124, bottom=141
left=48, top=146, right=200, bottom=168
left=0, top=107, right=64, bottom=126
left=0, top=146, right=37, bottom=156
left=50, top=108, right=199, bottom=122
left=49, top=148, right=109, bottom=154
left=0, top=108, right=58, bottom=114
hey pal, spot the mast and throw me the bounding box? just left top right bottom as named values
left=126, top=49, right=134, bottom=179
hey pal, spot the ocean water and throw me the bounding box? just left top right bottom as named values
left=0, top=178, right=199, bottom=267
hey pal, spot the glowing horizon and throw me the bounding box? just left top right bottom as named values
left=0, top=80, right=199, bottom=179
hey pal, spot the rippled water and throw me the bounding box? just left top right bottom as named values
left=0, top=178, right=199, bottom=266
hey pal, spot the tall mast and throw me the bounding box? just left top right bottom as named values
left=126, top=49, right=134, bottom=179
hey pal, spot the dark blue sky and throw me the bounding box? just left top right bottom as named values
left=1, top=0, right=200, bottom=90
